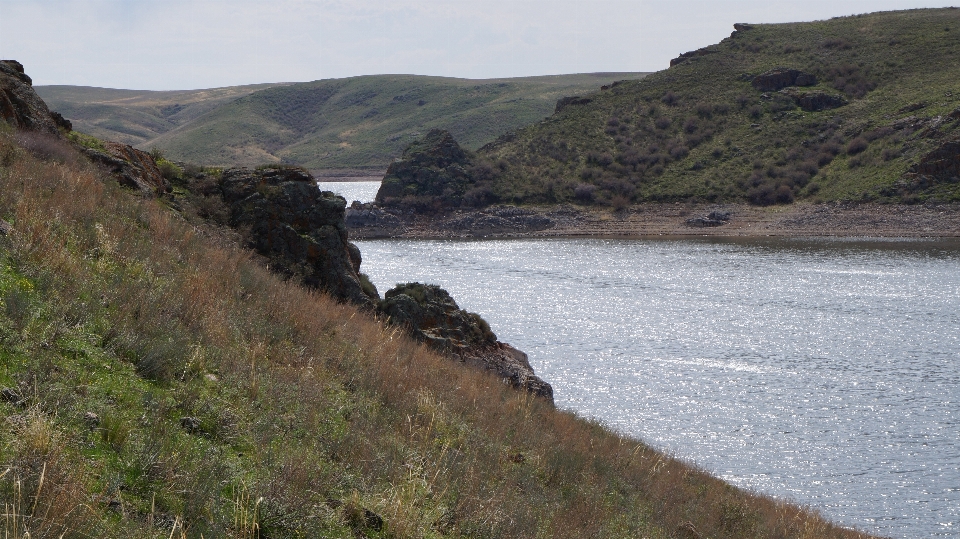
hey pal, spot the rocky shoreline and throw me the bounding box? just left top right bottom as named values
left=347, top=201, right=960, bottom=239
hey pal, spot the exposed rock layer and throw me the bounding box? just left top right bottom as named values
left=0, top=60, right=63, bottom=135
left=375, top=129, right=474, bottom=208
left=81, top=142, right=171, bottom=197
left=379, top=283, right=553, bottom=401
left=219, top=166, right=373, bottom=306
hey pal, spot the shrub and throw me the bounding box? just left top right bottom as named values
left=655, top=117, right=672, bottom=130
left=610, top=194, right=630, bottom=211
left=573, top=183, right=596, bottom=202
left=661, top=91, right=679, bottom=106
left=748, top=106, right=762, bottom=119
left=846, top=137, right=869, bottom=155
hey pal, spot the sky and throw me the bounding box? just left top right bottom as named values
left=0, top=0, right=956, bottom=90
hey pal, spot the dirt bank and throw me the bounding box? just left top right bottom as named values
left=347, top=202, right=960, bottom=239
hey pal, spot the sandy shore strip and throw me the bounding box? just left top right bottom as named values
left=348, top=202, right=960, bottom=239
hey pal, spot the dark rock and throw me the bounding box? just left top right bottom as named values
left=50, top=110, right=72, bottom=132
left=81, top=141, right=171, bottom=196
left=751, top=68, right=817, bottom=92
left=83, top=412, right=101, bottom=429
left=899, top=139, right=960, bottom=189
left=686, top=210, right=731, bottom=228
left=708, top=210, right=731, bottom=221
left=554, top=96, right=593, bottom=114
left=344, top=503, right=383, bottom=532
left=0, top=219, right=12, bottom=236
left=779, top=88, right=847, bottom=112
left=376, top=129, right=478, bottom=210
left=733, top=23, right=754, bottom=33
left=219, top=166, right=374, bottom=306
left=345, top=201, right=405, bottom=236
left=670, top=47, right=718, bottom=67
left=179, top=416, right=201, bottom=433
left=379, top=283, right=553, bottom=402
left=0, top=60, right=62, bottom=135
left=1, top=387, right=23, bottom=406
left=899, top=102, right=927, bottom=113
left=442, top=206, right=552, bottom=236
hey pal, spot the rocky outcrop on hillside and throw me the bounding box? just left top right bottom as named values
left=345, top=201, right=406, bottom=235
left=379, top=283, right=553, bottom=401
left=751, top=68, right=817, bottom=92
left=899, top=139, right=960, bottom=190
left=0, top=60, right=69, bottom=135
left=670, top=47, right=718, bottom=67
left=81, top=141, right=171, bottom=197
left=375, top=129, right=474, bottom=209
left=219, top=166, right=375, bottom=306
left=555, top=96, right=593, bottom=113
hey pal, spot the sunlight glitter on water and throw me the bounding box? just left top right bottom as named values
left=356, top=236, right=960, bottom=538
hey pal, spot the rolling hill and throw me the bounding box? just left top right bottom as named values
left=462, top=8, right=960, bottom=206
left=37, top=73, right=648, bottom=172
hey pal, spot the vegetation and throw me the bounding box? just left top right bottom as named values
left=0, top=128, right=875, bottom=536
left=473, top=8, right=960, bottom=206
left=37, top=73, right=648, bottom=171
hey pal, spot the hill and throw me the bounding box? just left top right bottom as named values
left=37, top=73, right=649, bottom=171
left=1, top=63, right=872, bottom=537
left=461, top=8, right=960, bottom=207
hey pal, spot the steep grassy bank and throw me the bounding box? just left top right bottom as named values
left=470, top=8, right=960, bottom=207
left=0, top=130, right=874, bottom=537
left=37, top=73, right=648, bottom=171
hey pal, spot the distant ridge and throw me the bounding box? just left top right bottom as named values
left=37, top=72, right=648, bottom=171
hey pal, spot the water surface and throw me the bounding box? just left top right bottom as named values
left=356, top=236, right=960, bottom=538
left=316, top=181, right=381, bottom=204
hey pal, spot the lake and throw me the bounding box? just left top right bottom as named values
left=354, top=236, right=960, bottom=539
left=317, top=181, right=381, bottom=204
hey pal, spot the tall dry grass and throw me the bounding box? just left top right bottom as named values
left=0, top=129, right=878, bottom=538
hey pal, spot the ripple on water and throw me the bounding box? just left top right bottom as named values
left=355, top=237, right=960, bottom=538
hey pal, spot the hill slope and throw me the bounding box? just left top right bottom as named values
left=472, top=8, right=960, bottom=206
left=38, top=73, right=648, bottom=171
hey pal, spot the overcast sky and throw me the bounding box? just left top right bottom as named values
left=0, top=0, right=956, bottom=90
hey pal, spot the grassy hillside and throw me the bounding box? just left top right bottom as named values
left=475, top=8, right=960, bottom=206
left=38, top=73, right=648, bottom=171
left=35, top=84, right=287, bottom=149
left=0, top=128, right=873, bottom=537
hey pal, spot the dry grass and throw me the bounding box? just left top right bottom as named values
left=0, top=129, right=879, bottom=537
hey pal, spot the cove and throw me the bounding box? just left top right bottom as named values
left=355, top=236, right=960, bottom=539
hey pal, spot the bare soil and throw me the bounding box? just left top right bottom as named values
left=348, top=202, right=960, bottom=239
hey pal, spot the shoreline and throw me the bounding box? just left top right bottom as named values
left=347, top=201, right=960, bottom=240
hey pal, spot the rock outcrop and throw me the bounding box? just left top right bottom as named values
left=898, top=139, right=960, bottom=191
left=0, top=60, right=67, bottom=135
left=379, top=283, right=553, bottom=401
left=345, top=201, right=406, bottom=235
left=670, top=47, right=718, bottom=67
left=751, top=68, right=817, bottom=92
left=219, top=166, right=374, bottom=306
left=81, top=141, right=171, bottom=196
left=375, top=129, right=474, bottom=209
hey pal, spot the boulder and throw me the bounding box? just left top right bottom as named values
left=0, top=60, right=65, bottom=135
left=375, top=129, right=474, bottom=208
left=219, top=166, right=374, bottom=306
left=901, top=139, right=960, bottom=187
left=345, top=201, right=405, bottom=236
left=81, top=141, right=171, bottom=196
left=379, top=282, right=553, bottom=402
left=751, top=68, right=817, bottom=92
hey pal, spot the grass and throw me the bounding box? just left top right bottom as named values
left=0, top=126, right=877, bottom=537
left=38, top=73, right=649, bottom=172
left=477, top=8, right=960, bottom=207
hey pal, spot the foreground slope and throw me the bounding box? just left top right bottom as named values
left=39, top=73, right=647, bottom=171
left=475, top=8, right=960, bottom=206
left=1, top=128, right=871, bottom=538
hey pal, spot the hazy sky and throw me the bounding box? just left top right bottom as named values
left=0, top=0, right=955, bottom=90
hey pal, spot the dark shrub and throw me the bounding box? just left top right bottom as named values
left=866, top=126, right=894, bottom=141
left=655, top=117, right=672, bottom=130
left=881, top=147, right=900, bottom=161
left=661, top=91, right=679, bottom=106
left=683, top=118, right=698, bottom=134
left=610, top=194, right=630, bottom=211
left=748, top=184, right=775, bottom=205
left=846, top=137, right=869, bottom=155
left=14, top=131, right=77, bottom=164
left=573, top=183, right=597, bottom=202
left=748, top=105, right=762, bottom=119
left=695, top=103, right=713, bottom=118
left=775, top=185, right=795, bottom=203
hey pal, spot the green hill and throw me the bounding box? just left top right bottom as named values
left=37, top=73, right=648, bottom=171
left=470, top=8, right=960, bottom=206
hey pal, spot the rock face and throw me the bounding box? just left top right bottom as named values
left=670, top=47, right=718, bottom=67
left=219, top=166, right=374, bottom=306
left=81, top=141, right=171, bottom=196
left=345, top=201, right=405, bottom=235
left=0, top=60, right=66, bottom=135
left=379, top=283, right=553, bottom=401
left=900, top=139, right=960, bottom=189
left=751, top=68, right=817, bottom=92
left=375, top=129, right=474, bottom=209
